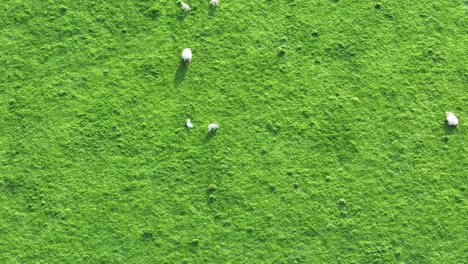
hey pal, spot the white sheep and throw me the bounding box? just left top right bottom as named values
left=208, top=123, right=219, bottom=131
left=186, top=119, right=194, bottom=128
left=181, top=48, right=192, bottom=63
left=210, top=0, right=219, bottom=6
left=181, top=2, right=190, bottom=11
left=445, top=112, right=459, bottom=126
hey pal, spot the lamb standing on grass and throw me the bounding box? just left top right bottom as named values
left=210, top=0, right=219, bottom=6
left=186, top=119, right=194, bottom=129
left=182, top=48, right=192, bottom=64
left=181, top=2, right=190, bottom=11
left=445, top=112, right=459, bottom=126
left=208, top=124, right=219, bottom=131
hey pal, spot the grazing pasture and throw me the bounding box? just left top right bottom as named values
left=0, top=0, right=466, bottom=263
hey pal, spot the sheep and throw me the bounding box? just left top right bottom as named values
left=182, top=48, right=192, bottom=63
left=210, top=0, right=219, bottom=6
left=181, top=2, right=190, bottom=11
left=445, top=112, right=459, bottom=126
left=208, top=123, right=219, bottom=131
left=186, top=119, right=194, bottom=129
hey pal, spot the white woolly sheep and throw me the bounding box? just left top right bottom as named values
left=210, top=0, right=219, bottom=6
left=186, top=119, right=194, bottom=129
left=445, top=112, right=459, bottom=126
left=181, top=2, right=190, bottom=11
left=182, top=48, right=192, bottom=63
left=208, top=123, right=219, bottom=131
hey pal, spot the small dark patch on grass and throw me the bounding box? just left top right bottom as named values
left=207, top=184, right=217, bottom=194
left=2, top=177, right=19, bottom=192
left=279, top=65, right=288, bottom=73
left=266, top=122, right=281, bottom=134
left=325, top=42, right=357, bottom=59
left=301, top=110, right=311, bottom=118
left=311, top=31, right=319, bottom=37
left=14, top=9, right=32, bottom=23
left=190, top=239, right=199, bottom=247
left=293, top=183, right=299, bottom=189
left=59, top=6, right=68, bottom=15
left=374, top=3, right=382, bottom=10
left=277, top=48, right=286, bottom=57
left=419, top=12, right=429, bottom=18
left=338, top=211, right=348, bottom=218
left=213, top=213, right=222, bottom=221
left=58, top=91, right=67, bottom=97
left=195, top=33, right=205, bottom=41
left=94, top=15, right=105, bottom=23
left=442, top=135, right=450, bottom=143
left=453, top=195, right=462, bottom=203
left=144, top=7, right=160, bottom=19
left=141, top=231, right=154, bottom=241
left=338, top=198, right=346, bottom=206
left=384, top=13, right=393, bottom=19
left=269, top=185, right=276, bottom=193
left=208, top=194, right=216, bottom=204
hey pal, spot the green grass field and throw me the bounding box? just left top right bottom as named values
left=1, top=0, right=467, bottom=263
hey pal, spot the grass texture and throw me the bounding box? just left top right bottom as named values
left=0, top=0, right=467, bottom=263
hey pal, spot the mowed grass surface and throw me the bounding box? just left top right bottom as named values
left=0, top=0, right=467, bottom=263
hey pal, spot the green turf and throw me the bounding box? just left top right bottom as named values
left=0, top=0, right=467, bottom=263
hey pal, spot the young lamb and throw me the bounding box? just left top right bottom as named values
left=181, top=2, right=190, bottom=11
left=210, top=0, right=219, bottom=6
left=208, top=123, right=219, bottom=131
left=182, top=48, right=192, bottom=63
left=186, top=119, right=194, bottom=129
left=445, top=112, right=459, bottom=126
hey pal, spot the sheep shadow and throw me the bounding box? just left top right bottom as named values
left=175, top=2, right=189, bottom=21
left=208, top=5, right=218, bottom=16
left=204, top=130, right=217, bottom=142
left=443, top=122, right=457, bottom=134
left=441, top=121, right=457, bottom=143
left=174, top=60, right=188, bottom=86
left=176, top=13, right=188, bottom=21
